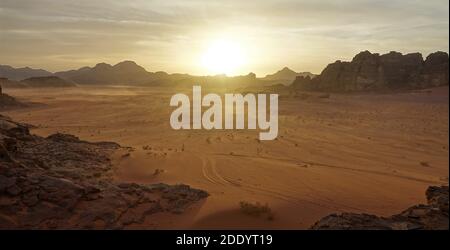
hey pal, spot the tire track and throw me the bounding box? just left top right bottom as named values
left=201, top=157, right=219, bottom=185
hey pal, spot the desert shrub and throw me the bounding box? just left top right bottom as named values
left=239, top=201, right=274, bottom=220
left=420, top=161, right=430, bottom=167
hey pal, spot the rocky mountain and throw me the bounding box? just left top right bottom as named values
left=55, top=61, right=267, bottom=88
left=1, top=61, right=266, bottom=87
left=55, top=61, right=161, bottom=85
left=0, top=65, right=52, bottom=81
left=292, top=51, right=449, bottom=91
left=312, top=185, right=449, bottom=230
left=262, top=67, right=315, bottom=85
left=0, top=114, right=208, bottom=229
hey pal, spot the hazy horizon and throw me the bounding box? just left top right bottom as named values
left=1, top=0, right=449, bottom=76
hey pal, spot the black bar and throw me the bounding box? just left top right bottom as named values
left=0, top=230, right=447, bottom=249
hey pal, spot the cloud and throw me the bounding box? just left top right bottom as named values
left=0, top=0, right=448, bottom=75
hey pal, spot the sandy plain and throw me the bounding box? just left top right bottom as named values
left=3, top=85, right=448, bottom=229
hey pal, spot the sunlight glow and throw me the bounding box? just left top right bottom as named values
left=201, top=39, right=247, bottom=75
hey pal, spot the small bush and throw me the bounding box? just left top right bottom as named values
left=420, top=161, right=430, bottom=167
left=239, top=201, right=274, bottom=220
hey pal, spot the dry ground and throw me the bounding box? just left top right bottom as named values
left=3, top=85, right=448, bottom=229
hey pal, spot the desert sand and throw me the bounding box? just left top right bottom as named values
left=3, top=85, right=448, bottom=229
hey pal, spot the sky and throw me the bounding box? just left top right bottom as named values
left=0, top=0, right=449, bottom=76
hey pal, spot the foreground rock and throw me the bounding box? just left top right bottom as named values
left=311, top=186, right=448, bottom=230
left=293, top=51, right=449, bottom=92
left=0, top=114, right=208, bottom=229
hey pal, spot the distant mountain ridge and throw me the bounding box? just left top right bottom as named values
left=53, top=62, right=303, bottom=88
left=261, top=67, right=316, bottom=85
left=1, top=61, right=314, bottom=87
left=0, top=65, right=52, bottom=81
left=55, top=61, right=163, bottom=85
left=3, top=52, right=448, bottom=91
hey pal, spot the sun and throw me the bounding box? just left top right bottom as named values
left=201, top=39, right=246, bottom=75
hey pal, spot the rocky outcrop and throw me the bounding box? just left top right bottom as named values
left=0, top=85, right=25, bottom=110
left=422, top=52, right=450, bottom=87
left=0, top=94, right=21, bottom=110
left=292, top=51, right=449, bottom=91
left=291, top=75, right=314, bottom=90
left=262, top=67, right=316, bottom=85
left=311, top=186, right=449, bottom=230
left=0, top=114, right=208, bottom=229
